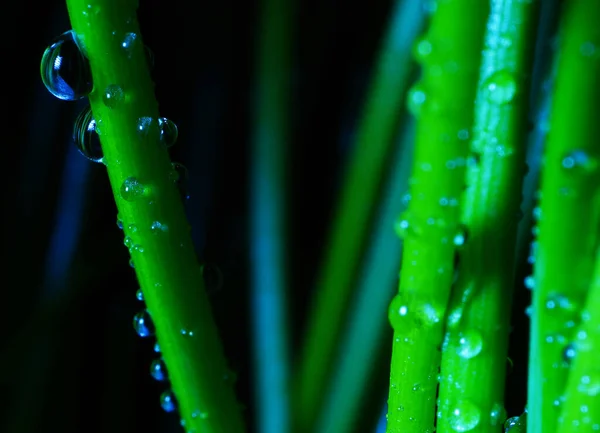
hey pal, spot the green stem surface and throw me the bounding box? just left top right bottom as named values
left=386, top=2, right=488, bottom=432
left=558, top=246, right=600, bottom=432
left=437, top=1, right=539, bottom=432
left=527, top=1, right=600, bottom=432
left=66, top=1, right=245, bottom=432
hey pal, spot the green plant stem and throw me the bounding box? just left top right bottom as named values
left=557, top=246, right=600, bottom=432
left=294, top=0, right=423, bottom=430
left=250, top=0, right=292, bottom=431
left=436, top=1, right=539, bottom=432
left=527, top=1, right=600, bottom=432
left=65, top=1, right=245, bottom=432
left=386, top=2, right=488, bottom=432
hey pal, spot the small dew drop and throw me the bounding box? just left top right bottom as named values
left=453, top=225, right=469, bottom=247
left=413, top=37, right=433, bottom=63
left=191, top=409, right=209, bottom=419
left=129, top=258, right=135, bottom=268
left=457, top=330, right=483, bottom=359
left=484, top=70, right=517, bottom=105
left=154, top=342, right=161, bottom=353
left=180, top=329, right=195, bottom=337
left=133, top=310, right=155, bottom=337
left=116, top=214, right=123, bottom=230
left=160, top=390, right=177, bottom=413
left=151, top=221, right=169, bottom=233
left=159, top=117, right=179, bottom=148
left=504, top=416, right=520, bottom=431
left=121, top=32, right=138, bottom=57
left=561, top=150, right=598, bottom=173
left=448, top=400, right=481, bottom=432
left=135, top=289, right=144, bottom=302
left=136, top=116, right=160, bottom=140
left=407, top=84, right=427, bottom=116
left=102, top=84, right=125, bottom=109
left=524, top=276, right=535, bottom=290
left=150, top=358, right=168, bottom=381
left=490, top=403, right=507, bottom=427
left=73, top=105, right=103, bottom=162
left=562, top=344, right=576, bottom=363
left=41, top=30, right=92, bottom=100
left=120, top=177, right=147, bottom=202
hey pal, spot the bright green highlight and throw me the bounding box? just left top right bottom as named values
left=527, top=0, right=600, bottom=432
left=437, top=1, right=539, bottom=432
left=65, top=1, right=245, bottom=432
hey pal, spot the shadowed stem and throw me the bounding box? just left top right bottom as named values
left=65, top=1, right=245, bottom=431
left=527, top=0, right=600, bottom=431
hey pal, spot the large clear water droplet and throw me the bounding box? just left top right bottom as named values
left=102, top=84, right=125, bottom=109
left=136, top=116, right=160, bottom=140
left=448, top=400, right=481, bottom=432
left=457, top=330, right=483, bottom=359
left=160, top=390, right=177, bottom=413
left=150, top=358, right=168, bottom=381
left=484, top=70, right=517, bottom=105
left=133, top=310, right=155, bottom=337
left=388, top=293, right=444, bottom=331
left=121, top=177, right=147, bottom=202
left=41, top=30, right=92, bottom=100
left=73, top=105, right=103, bottom=162
left=504, top=416, right=521, bottom=431
left=159, top=117, right=178, bottom=148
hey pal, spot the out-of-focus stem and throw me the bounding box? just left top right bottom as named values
left=527, top=1, right=600, bottom=432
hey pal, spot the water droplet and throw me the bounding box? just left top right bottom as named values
left=180, top=329, right=195, bottom=337
left=169, top=163, right=190, bottom=200
left=524, top=275, right=535, bottom=290
left=121, top=32, right=138, bottom=58
left=504, top=416, right=520, bottom=431
left=129, top=258, right=135, bottom=268
left=394, top=215, right=411, bottom=239
left=124, top=236, right=133, bottom=250
left=191, top=409, right=209, bottom=419
left=457, top=330, right=483, bottom=359
left=388, top=293, right=444, bottom=331
left=150, top=358, right=168, bottom=381
left=412, top=383, right=421, bottom=392
left=73, top=105, right=103, bottom=162
left=102, top=84, right=125, bottom=109
left=448, top=400, right=481, bottom=431
left=561, top=150, right=598, bottom=173
left=40, top=30, right=92, bottom=100
left=117, top=214, right=124, bottom=230
left=136, top=116, right=160, bottom=140
left=484, top=70, right=517, bottom=105
left=151, top=221, right=169, bottom=233
left=201, top=262, right=223, bottom=292
left=453, top=225, right=468, bottom=247
left=407, top=84, right=427, bottom=116
left=580, top=41, right=597, bottom=57
left=160, top=390, right=177, bottom=413
left=413, top=37, right=433, bottom=63
left=120, top=177, right=147, bottom=201
left=136, top=289, right=144, bottom=302
left=133, top=310, right=155, bottom=337
left=562, top=344, right=576, bottom=363
left=158, top=117, right=178, bottom=148
left=154, top=342, right=161, bottom=353
left=490, top=403, right=507, bottom=427
left=545, top=293, right=576, bottom=314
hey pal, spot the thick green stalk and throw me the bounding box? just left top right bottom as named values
left=437, top=1, right=539, bottom=432
left=386, top=2, right=488, bottom=432
left=250, top=0, right=292, bottom=431
left=294, top=0, right=423, bottom=430
left=527, top=1, right=600, bottom=432
left=557, top=246, right=600, bottom=432
left=65, top=1, right=245, bottom=432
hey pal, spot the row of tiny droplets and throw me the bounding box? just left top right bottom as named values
left=40, top=28, right=229, bottom=431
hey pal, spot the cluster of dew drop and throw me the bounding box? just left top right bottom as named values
left=39, top=28, right=229, bottom=430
